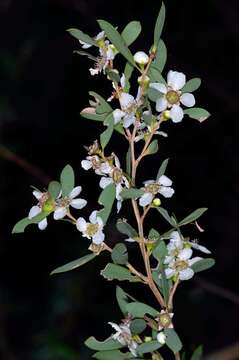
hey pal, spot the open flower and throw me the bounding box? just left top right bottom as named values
left=81, top=155, right=112, bottom=175
left=79, top=31, right=105, bottom=49
left=150, top=70, right=195, bottom=123
left=139, top=175, right=174, bottom=207
left=28, top=190, right=49, bottom=230
left=53, top=186, right=87, bottom=220
left=109, top=321, right=138, bottom=357
left=76, top=211, right=104, bottom=244
left=156, top=310, right=174, bottom=331
left=99, top=155, right=129, bottom=212
left=113, top=92, right=137, bottom=128
left=157, top=331, right=166, bottom=345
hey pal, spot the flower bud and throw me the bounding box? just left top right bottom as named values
left=134, top=51, right=149, bottom=65
left=162, top=110, right=171, bottom=121
left=137, top=75, right=150, bottom=88
left=42, top=198, right=55, bottom=213
left=157, top=331, right=166, bottom=344
left=144, top=336, right=152, bottom=343
left=153, top=198, right=161, bottom=207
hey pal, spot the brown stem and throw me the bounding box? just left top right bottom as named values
left=175, top=352, right=181, bottom=360
left=168, top=277, right=180, bottom=311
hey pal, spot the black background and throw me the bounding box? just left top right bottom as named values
left=0, top=0, right=239, bottom=359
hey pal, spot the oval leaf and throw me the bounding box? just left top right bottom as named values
left=156, top=207, right=176, bottom=227
left=12, top=212, right=48, bottom=234
left=121, top=21, right=142, bottom=46
left=165, top=329, right=182, bottom=353
left=178, top=208, right=207, bottom=226
left=50, top=253, right=97, bottom=275
left=85, top=336, right=123, bottom=351
left=184, top=108, right=210, bottom=122
left=60, top=164, right=75, bottom=197
left=137, top=341, right=163, bottom=355
left=111, top=243, right=128, bottom=265
left=67, top=28, right=96, bottom=46
left=156, top=158, right=169, bottom=180
left=191, top=258, right=215, bottom=273
left=100, top=118, right=114, bottom=149
left=120, top=188, right=144, bottom=200
left=98, top=183, right=116, bottom=224
left=101, top=263, right=139, bottom=282
left=181, top=78, right=201, bottom=93
left=126, top=302, right=159, bottom=318
left=130, top=319, right=147, bottom=335
left=48, top=181, right=61, bottom=199
left=154, top=2, right=166, bottom=47
left=116, top=219, right=138, bottom=238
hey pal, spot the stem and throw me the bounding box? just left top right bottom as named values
left=168, top=277, right=180, bottom=311
left=175, top=352, right=181, bottom=360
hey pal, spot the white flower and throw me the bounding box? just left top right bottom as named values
left=79, top=31, right=105, bottom=49
left=99, top=155, right=129, bottom=213
left=76, top=210, right=105, bottom=244
left=53, top=186, right=87, bottom=220
left=156, top=310, right=174, bottom=331
left=157, top=332, right=166, bottom=344
left=165, top=254, right=202, bottom=281
left=28, top=190, right=49, bottom=230
left=150, top=70, right=196, bottom=123
left=139, top=175, right=174, bottom=207
left=109, top=321, right=138, bottom=357
left=113, top=92, right=137, bottom=128
left=134, top=51, right=149, bottom=65
left=81, top=155, right=111, bottom=176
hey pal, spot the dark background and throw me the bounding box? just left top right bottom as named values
left=0, top=0, right=239, bottom=359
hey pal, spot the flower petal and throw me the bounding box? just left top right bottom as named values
left=89, top=210, right=98, bottom=224
left=190, top=242, right=211, bottom=254
left=71, top=198, right=87, bottom=209
left=165, top=268, right=176, bottom=279
left=123, top=114, right=135, bottom=128
left=54, top=207, right=67, bottom=220
left=29, top=205, right=41, bottom=219
left=92, top=230, right=105, bottom=244
left=32, top=190, right=42, bottom=200
left=38, top=218, right=48, bottom=230
left=113, top=109, right=125, bottom=124
left=76, top=217, right=87, bottom=232
left=119, top=92, right=135, bottom=110
left=69, top=186, right=82, bottom=199
left=99, top=176, right=113, bottom=189
left=150, top=82, right=167, bottom=94
left=180, top=93, right=195, bottom=107
left=139, top=192, right=153, bottom=207
left=81, top=160, right=92, bottom=170
left=156, top=97, right=168, bottom=112
left=170, top=105, right=184, bottom=123
left=167, top=70, right=186, bottom=90
left=178, top=248, right=193, bottom=261
left=188, top=256, right=202, bottom=266
left=179, top=268, right=194, bottom=280
left=159, top=175, right=172, bottom=186
left=159, top=186, right=174, bottom=198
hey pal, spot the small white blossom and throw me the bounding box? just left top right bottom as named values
left=113, top=92, right=137, bottom=128
left=134, top=51, right=149, bottom=65
left=109, top=321, right=138, bottom=357
left=28, top=190, right=49, bottom=230
left=139, top=175, right=174, bottom=207
left=76, top=211, right=105, bottom=244
left=165, top=255, right=202, bottom=281
left=53, top=186, right=87, bottom=220
left=156, top=310, right=174, bottom=331
left=79, top=31, right=105, bottom=49
left=157, top=332, right=166, bottom=344
left=150, top=70, right=196, bottom=123
left=81, top=155, right=111, bottom=175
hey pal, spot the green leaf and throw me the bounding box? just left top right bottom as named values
left=191, top=258, right=215, bottom=273
left=126, top=145, right=131, bottom=176
left=137, top=341, right=163, bottom=355
left=120, top=188, right=144, bottom=200
left=12, top=212, right=48, bottom=234
left=156, top=158, right=169, bottom=180
left=48, top=181, right=61, bottom=199
left=98, top=20, right=135, bottom=67
left=60, top=164, right=75, bottom=197
left=142, top=111, right=153, bottom=126
left=117, top=219, right=137, bottom=238
left=89, top=91, right=113, bottom=114
left=178, top=208, right=207, bottom=226
left=50, top=253, right=97, bottom=275
left=154, top=2, right=166, bottom=47
left=85, top=336, right=123, bottom=351
left=159, top=262, right=169, bottom=303
left=165, top=329, right=182, bottom=353
left=101, top=263, right=139, bottom=282
left=80, top=111, right=105, bottom=122
left=181, top=78, right=201, bottom=93
left=93, top=350, right=126, bottom=360
left=111, top=243, right=128, bottom=265
left=124, top=62, right=134, bottom=92
left=67, top=28, right=96, bottom=47
left=121, top=21, right=142, bottom=46
left=100, top=118, right=114, bottom=149
left=147, top=139, right=158, bottom=155
left=148, top=228, right=160, bottom=241
left=105, top=69, right=121, bottom=83
left=130, top=319, right=147, bottom=335
left=98, top=183, right=116, bottom=224
left=116, top=286, right=136, bottom=315
left=184, top=108, right=210, bottom=122
left=152, top=240, right=167, bottom=260
left=156, top=207, right=176, bottom=227
left=126, top=302, right=159, bottom=318
left=152, top=39, right=167, bottom=72
left=191, top=345, right=203, bottom=360
left=147, top=88, right=160, bottom=102
left=148, top=66, right=166, bottom=84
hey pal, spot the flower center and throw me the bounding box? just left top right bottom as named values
left=112, top=168, right=123, bottom=183
left=86, top=223, right=99, bottom=236
left=145, top=183, right=160, bottom=195
left=174, top=260, right=188, bottom=271
left=159, top=313, right=171, bottom=328
left=166, top=90, right=180, bottom=105
left=42, top=198, right=55, bottom=213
